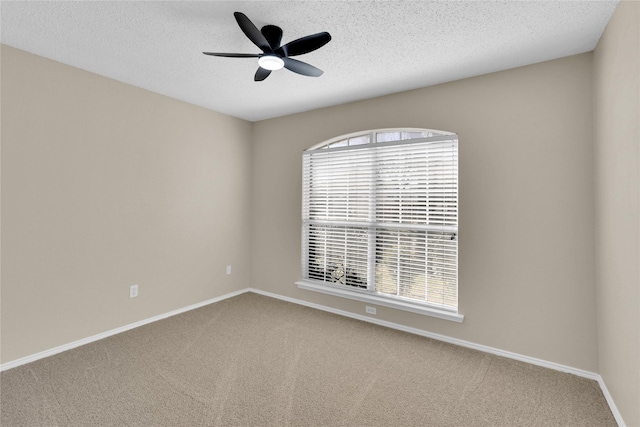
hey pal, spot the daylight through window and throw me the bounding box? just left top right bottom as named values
left=300, top=129, right=459, bottom=316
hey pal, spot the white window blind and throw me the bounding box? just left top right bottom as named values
left=302, top=130, right=458, bottom=311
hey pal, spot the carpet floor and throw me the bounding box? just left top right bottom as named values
left=1, top=292, right=616, bottom=426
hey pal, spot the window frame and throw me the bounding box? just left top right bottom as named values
left=297, top=128, right=463, bottom=323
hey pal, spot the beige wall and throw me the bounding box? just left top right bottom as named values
left=594, top=1, right=640, bottom=425
left=1, top=45, right=253, bottom=364
left=251, top=53, right=598, bottom=371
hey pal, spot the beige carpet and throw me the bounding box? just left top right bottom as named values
left=1, top=292, right=616, bottom=426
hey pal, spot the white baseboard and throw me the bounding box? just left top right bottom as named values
left=596, top=376, right=627, bottom=427
left=0, top=286, right=625, bottom=426
left=249, top=288, right=626, bottom=427
left=0, top=288, right=251, bottom=372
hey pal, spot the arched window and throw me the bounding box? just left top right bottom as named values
left=297, top=128, right=461, bottom=321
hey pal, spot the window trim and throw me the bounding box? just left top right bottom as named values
left=296, top=280, right=464, bottom=322
left=299, top=128, right=462, bottom=322
left=306, top=127, right=456, bottom=151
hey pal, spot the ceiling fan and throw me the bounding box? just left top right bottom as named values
left=203, top=12, right=331, bottom=81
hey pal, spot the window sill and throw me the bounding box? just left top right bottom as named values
left=295, top=280, right=464, bottom=323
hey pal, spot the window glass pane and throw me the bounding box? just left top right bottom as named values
left=402, top=131, right=431, bottom=140
left=376, top=131, right=401, bottom=143
left=303, top=149, right=374, bottom=222
left=348, top=135, right=370, bottom=146
left=375, top=229, right=427, bottom=300
left=424, top=231, right=458, bottom=308
left=374, top=228, right=457, bottom=309
left=329, top=139, right=348, bottom=148
left=306, top=224, right=368, bottom=289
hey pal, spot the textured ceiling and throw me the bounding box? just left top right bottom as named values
left=1, top=1, right=618, bottom=122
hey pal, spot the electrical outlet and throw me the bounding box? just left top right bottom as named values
left=226, top=265, right=232, bottom=275
left=130, top=284, right=139, bottom=299
left=365, top=306, right=376, bottom=315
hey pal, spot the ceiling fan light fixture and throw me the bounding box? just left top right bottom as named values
left=258, top=55, right=285, bottom=71
left=203, top=12, right=330, bottom=81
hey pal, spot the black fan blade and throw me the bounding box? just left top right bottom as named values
left=282, top=57, right=323, bottom=77
left=261, top=25, right=283, bottom=50
left=255, top=67, right=272, bottom=81
left=203, top=52, right=260, bottom=58
left=276, top=32, right=331, bottom=57
left=234, top=12, right=271, bottom=53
